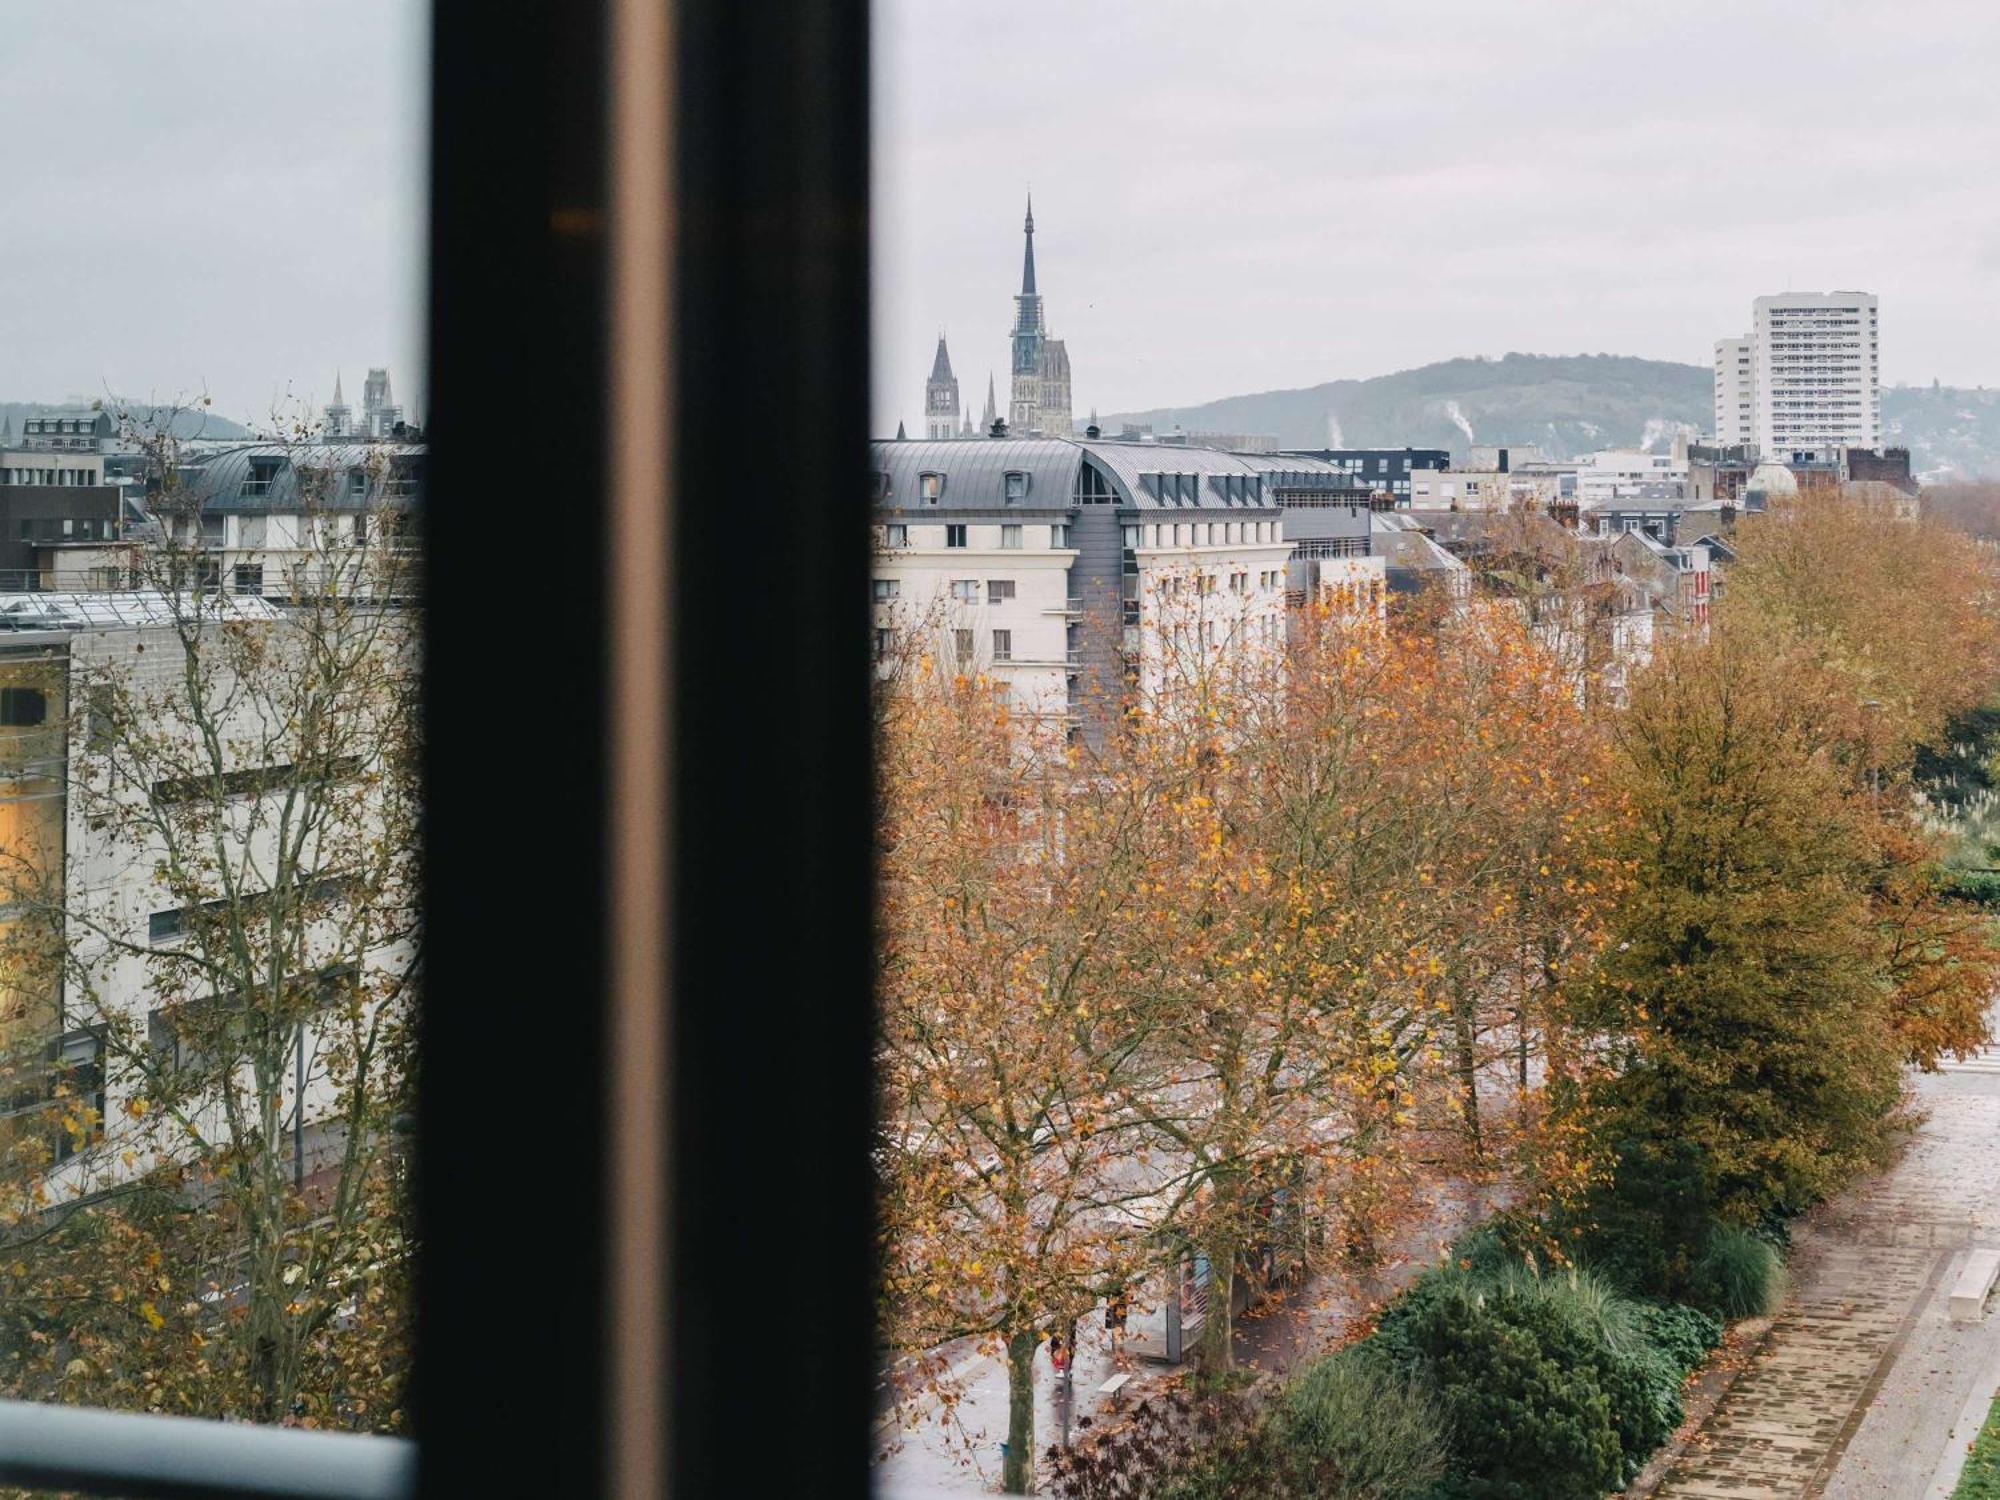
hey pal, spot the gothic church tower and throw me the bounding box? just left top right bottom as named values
left=1006, top=195, right=1072, bottom=438
left=924, top=334, right=961, bottom=439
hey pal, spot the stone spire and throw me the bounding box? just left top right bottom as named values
left=982, top=373, right=997, bottom=431
left=1021, top=192, right=1037, bottom=296
left=924, top=332, right=961, bottom=438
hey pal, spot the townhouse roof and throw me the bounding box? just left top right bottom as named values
left=871, top=436, right=1328, bottom=514
left=177, top=442, right=424, bottom=513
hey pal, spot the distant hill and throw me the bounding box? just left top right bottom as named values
left=1102, top=353, right=2000, bottom=479
left=0, top=401, right=256, bottom=444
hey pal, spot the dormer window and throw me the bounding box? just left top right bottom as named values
left=919, top=472, right=943, bottom=506
left=1004, top=471, right=1028, bottom=504
left=241, top=457, right=283, bottom=498
left=869, top=470, right=891, bottom=502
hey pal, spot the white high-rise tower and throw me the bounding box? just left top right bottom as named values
left=1712, top=338, right=1752, bottom=447
left=1714, top=293, right=1879, bottom=457
left=1750, top=292, right=1878, bottom=455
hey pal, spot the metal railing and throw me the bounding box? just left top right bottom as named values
left=0, top=1398, right=415, bottom=1499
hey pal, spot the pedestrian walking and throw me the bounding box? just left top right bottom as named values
left=1105, top=1288, right=1131, bottom=1371
left=1047, top=1331, right=1071, bottom=1383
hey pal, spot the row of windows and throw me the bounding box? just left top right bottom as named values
left=1124, top=520, right=1277, bottom=549
left=0, top=467, right=101, bottom=486
left=881, top=522, right=1068, bottom=550
left=872, top=470, right=1037, bottom=506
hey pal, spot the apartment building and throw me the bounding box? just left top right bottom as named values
left=1574, top=445, right=1688, bottom=506
left=869, top=437, right=1300, bottom=739
left=1404, top=447, right=1574, bottom=512
left=170, top=441, right=422, bottom=599
left=0, top=593, right=412, bottom=1197
left=1713, top=292, right=1880, bottom=455
left=1713, top=338, right=1753, bottom=446
left=1278, top=447, right=1450, bottom=505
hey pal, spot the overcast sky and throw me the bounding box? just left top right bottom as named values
left=0, top=3, right=427, bottom=429
left=873, top=0, right=2000, bottom=435
left=10, top=5, right=1990, bottom=437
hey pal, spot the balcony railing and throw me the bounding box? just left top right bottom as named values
left=0, top=1398, right=415, bottom=1499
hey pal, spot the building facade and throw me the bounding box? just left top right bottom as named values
left=1574, top=445, right=1689, bottom=506
left=1713, top=292, right=1879, bottom=456
left=1007, top=198, right=1074, bottom=439
left=869, top=438, right=1300, bottom=741
left=1280, top=448, right=1450, bottom=505
left=1713, top=337, right=1753, bottom=447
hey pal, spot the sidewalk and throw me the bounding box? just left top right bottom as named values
left=1650, top=1049, right=2000, bottom=1499
left=874, top=1172, right=1503, bottom=1496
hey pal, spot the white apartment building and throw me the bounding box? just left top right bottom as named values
left=1713, top=292, right=1879, bottom=456
left=869, top=439, right=1297, bottom=738
left=1713, top=337, right=1753, bottom=447
left=0, top=594, right=412, bottom=1197
left=1574, top=445, right=1688, bottom=506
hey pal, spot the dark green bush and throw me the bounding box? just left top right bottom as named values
left=1687, top=1226, right=1785, bottom=1318
left=1634, top=1301, right=1723, bottom=1377
left=1272, top=1351, right=1449, bottom=1499
left=1370, top=1273, right=1643, bottom=1500
left=1559, top=1135, right=1713, bottom=1301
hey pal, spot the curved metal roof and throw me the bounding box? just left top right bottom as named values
left=871, top=436, right=1346, bottom=514
left=1072, top=439, right=1291, bottom=511
left=180, top=442, right=424, bottom=513
left=872, top=438, right=1082, bottom=513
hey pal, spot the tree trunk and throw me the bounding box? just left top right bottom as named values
left=1002, top=1327, right=1037, bottom=1494
left=1192, top=1244, right=1234, bottom=1382
left=1452, top=980, right=1483, bottom=1157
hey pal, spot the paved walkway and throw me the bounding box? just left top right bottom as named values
left=1653, top=1047, right=2000, bottom=1499
left=875, top=1176, right=1502, bottom=1496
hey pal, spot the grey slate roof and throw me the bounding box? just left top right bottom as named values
left=871, top=436, right=1310, bottom=515
left=874, top=438, right=1082, bottom=514
left=179, top=442, right=424, bottom=513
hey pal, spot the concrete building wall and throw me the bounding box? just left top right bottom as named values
left=1714, top=336, right=1753, bottom=446
left=1751, top=291, right=1880, bottom=454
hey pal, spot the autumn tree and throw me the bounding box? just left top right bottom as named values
left=1589, top=624, right=1906, bottom=1223
left=876, top=659, right=1168, bottom=1494
left=0, top=409, right=418, bottom=1429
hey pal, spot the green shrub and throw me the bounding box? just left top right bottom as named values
left=1376, top=1272, right=1640, bottom=1500
left=1272, top=1351, right=1449, bottom=1500
left=1634, top=1302, right=1723, bottom=1377
left=1380, top=1279, right=1624, bottom=1500
left=1688, top=1226, right=1785, bottom=1319
left=1560, top=1136, right=1713, bottom=1301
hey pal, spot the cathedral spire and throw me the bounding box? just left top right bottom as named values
left=929, top=332, right=954, bottom=384
left=333, top=370, right=344, bottom=404
left=1021, top=192, right=1037, bottom=296
left=982, top=373, right=998, bottom=430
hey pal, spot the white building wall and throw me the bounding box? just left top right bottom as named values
left=1713, top=337, right=1753, bottom=446
left=34, top=619, right=410, bottom=1197
left=1131, top=524, right=1292, bottom=701
left=1575, top=449, right=1689, bottom=505
left=871, top=519, right=1077, bottom=720
left=1750, top=291, right=1880, bottom=455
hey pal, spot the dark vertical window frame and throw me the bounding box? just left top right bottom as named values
left=422, top=0, right=609, bottom=1495
left=423, top=2, right=872, bottom=1500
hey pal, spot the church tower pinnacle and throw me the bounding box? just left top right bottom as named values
left=1021, top=193, right=1037, bottom=296
left=924, top=332, right=961, bottom=439
left=1007, top=193, right=1071, bottom=438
